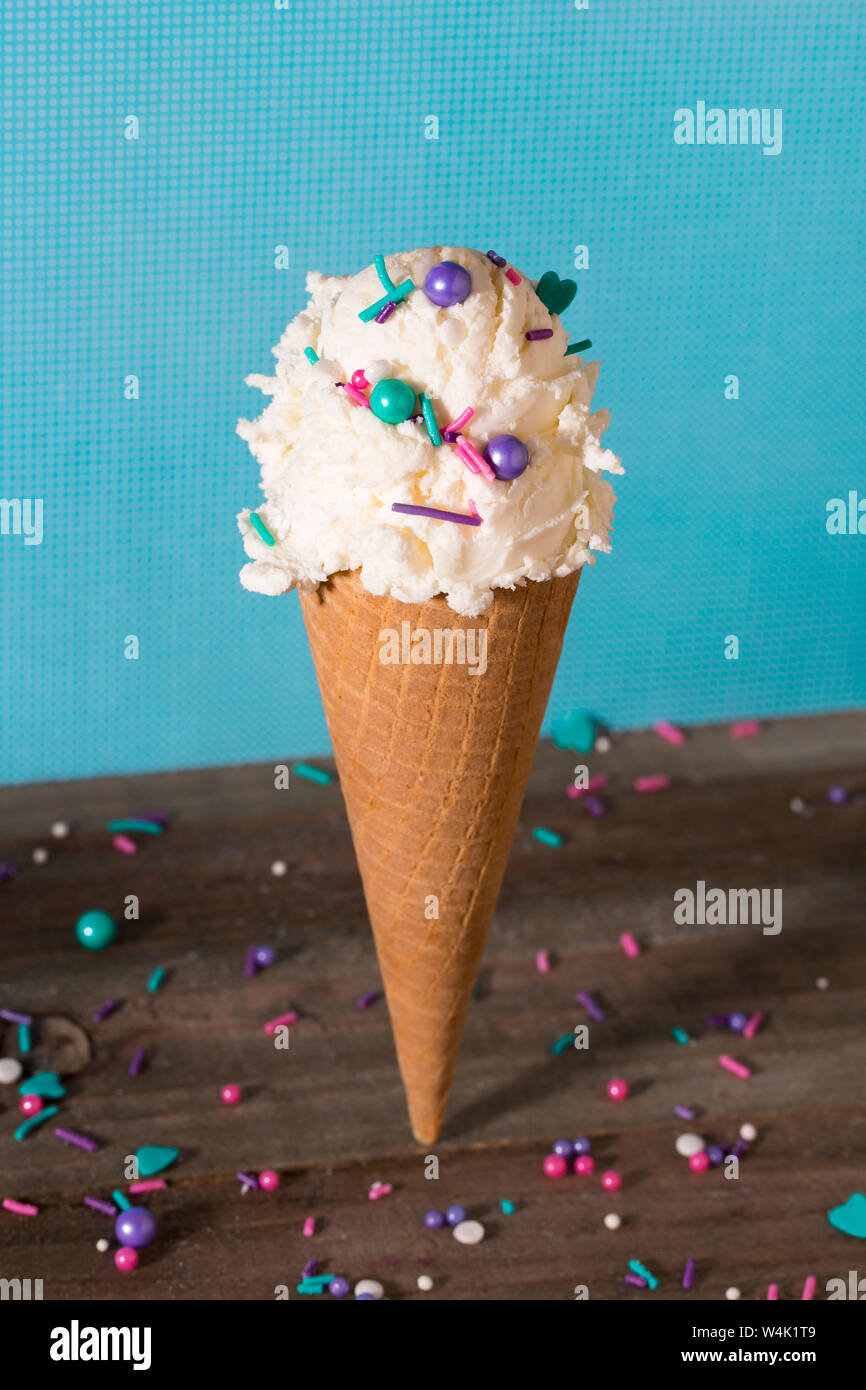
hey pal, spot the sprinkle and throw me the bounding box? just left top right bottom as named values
left=628, top=1259, right=658, bottom=1290
left=129, top=1046, right=146, bottom=1076
left=444, top=406, right=474, bottom=433
left=535, top=950, right=551, bottom=974
left=301, top=1260, right=319, bottom=1278
left=264, top=1012, right=297, bottom=1034
left=742, top=1011, right=764, bottom=1039
left=671, top=1027, right=690, bottom=1045
left=532, top=827, right=562, bottom=847
left=442, top=430, right=460, bottom=442
left=620, top=932, right=641, bottom=958
left=419, top=392, right=442, bottom=446
left=634, top=775, right=670, bottom=793
left=128, top=1179, right=166, bottom=1194
left=14, top=1104, right=58, bottom=1140
left=0, top=863, right=17, bottom=882
left=1, top=1008, right=32, bottom=1025
left=486, top=250, right=507, bottom=267
left=828, top=785, right=848, bottom=804
left=18, top=1023, right=31, bottom=1054
left=730, top=719, right=760, bottom=738
left=112, top=834, right=138, bottom=854
left=297, top=1276, right=335, bottom=1294
left=237, top=1171, right=259, bottom=1189
left=292, top=763, right=333, bottom=784
left=392, top=502, right=481, bottom=527
left=500, top=1200, right=516, bottom=1215
left=343, top=381, right=372, bottom=408
left=359, top=278, right=414, bottom=322
left=674, top=1105, right=695, bottom=1120
left=455, top=439, right=496, bottom=481
left=2, top=1198, right=39, bottom=1216
left=356, top=991, right=380, bottom=1009
left=719, top=1053, right=751, bottom=1080
left=368, top=1182, right=393, bottom=1201
left=801, top=1275, right=817, bottom=1301
left=625, top=1273, right=648, bottom=1288
left=707, top=1013, right=729, bottom=1027
left=107, top=819, right=162, bottom=835
left=112, top=1189, right=132, bottom=1211
left=244, top=946, right=258, bottom=979
left=84, top=1196, right=117, bottom=1216
left=682, top=1258, right=696, bottom=1290
left=303, top=1216, right=316, bottom=1237
left=374, top=300, right=396, bottom=323
left=767, top=1284, right=779, bottom=1300
left=373, top=254, right=395, bottom=292
left=525, top=328, right=554, bottom=340
left=566, top=774, right=608, bottom=800
left=729, top=1139, right=748, bottom=1158
left=54, top=1127, right=99, bottom=1153
left=576, top=990, right=604, bottom=1022
left=565, top=340, right=592, bottom=355
left=304, top=346, right=319, bottom=364
left=467, top=498, right=480, bottom=518
left=551, top=1032, right=574, bottom=1055
left=585, top=795, right=605, bottom=818
left=654, top=719, right=685, bottom=746
left=147, top=967, right=166, bottom=993
left=92, top=999, right=119, bottom=1022
left=249, top=512, right=276, bottom=547
left=504, top=267, right=521, bottom=285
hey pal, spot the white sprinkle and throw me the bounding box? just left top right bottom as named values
left=354, top=1278, right=384, bottom=1300
left=32, top=847, right=49, bottom=864
left=739, top=1123, right=758, bottom=1142
left=596, top=735, right=611, bottom=753
left=270, top=860, right=287, bottom=877
left=725, top=1286, right=741, bottom=1300
left=816, top=977, right=829, bottom=990
left=240, top=1184, right=250, bottom=1195
left=0, top=1058, right=23, bottom=1084
left=51, top=820, right=70, bottom=839
left=675, top=1133, right=706, bottom=1158
left=604, top=1213, right=621, bottom=1231
left=453, top=1219, right=485, bottom=1245
left=96, top=1238, right=110, bottom=1253
left=417, top=1275, right=433, bottom=1291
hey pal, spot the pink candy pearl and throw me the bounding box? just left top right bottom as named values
left=689, top=1151, right=711, bottom=1173
left=19, top=1094, right=44, bottom=1116
left=601, top=1170, right=622, bottom=1192
left=607, top=1078, right=629, bottom=1102
left=115, top=1246, right=139, bottom=1272
left=350, top=369, right=369, bottom=390
left=543, top=1154, right=568, bottom=1179
left=220, top=1084, right=241, bottom=1106
left=574, top=1155, right=595, bottom=1175
left=259, top=1169, right=279, bottom=1191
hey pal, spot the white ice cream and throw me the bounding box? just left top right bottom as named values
left=237, top=246, right=622, bottom=617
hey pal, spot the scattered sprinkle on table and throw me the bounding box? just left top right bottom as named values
left=551, top=1032, right=574, bottom=1055
left=237, top=1172, right=259, bottom=1189
left=129, top=1047, right=146, bottom=1077
left=392, top=502, right=482, bottom=527
left=51, top=820, right=70, bottom=838
left=730, top=719, right=760, bottom=738
left=767, top=1283, right=779, bottom=1300
left=264, top=1011, right=297, bottom=1034
left=368, top=1182, right=393, bottom=1201
left=303, top=1216, right=316, bottom=1237
left=671, top=1026, right=690, bottom=1045
left=719, top=1053, right=751, bottom=1079
left=84, top=1196, right=117, bottom=1216
left=1, top=1008, right=32, bottom=1025
left=500, top=1200, right=515, bottom=1215
left=107, top=819, right=162, bottom=835
left=147, top=967, right=166, bottom=993
left=18, top=1023, right=31, bottom=1053
left=271, top=859, right=287, bottom=876
left=14, top=1104, right=58, bottom=1140
left=129, top=1179, right=166, bottom=1194
left=674, top=1105, right=696, bottom=1120
left=54, top=1127, right=99, bottom=1153
left=801, top=1275, right=817, bottom=1300
left=620, top=932, right=641, bottom=958
left=654, top=719, right=685, bottom=746
left=625, top=1272, right=647, bottom=1288
left=629, top=1259, right=658, bottom=1290
left=742, top=1010, right=763, bottom=1038
left=577, top=989, right=604, bottom=1022
left=292, top=763, right=332, bottom=785
left=682, top=1257, right=696, bottom=1289
left=249, top=512, right=276, bottom=547
left=356, top=990, right=380, bottom=1009
left=532, top=827, right=562, bottom=847
left=725, top=1286, right=741, bottom=1301
left=2, top=1198, right=39, bottom=1216
left=112, top=834, right=138, bottom=854
left=634, top=775, right=670, bottom=793
left=535, top=949, right=551, bottom=974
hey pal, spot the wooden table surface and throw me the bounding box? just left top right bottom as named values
left=1, top=712, right=864, bottom=1301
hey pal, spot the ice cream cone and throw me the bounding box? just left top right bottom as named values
left=300, top=566, right=579, bottom=1144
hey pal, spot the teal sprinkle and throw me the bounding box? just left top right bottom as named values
left=358, top=278, right=414, bottom=322
left=565, top=339, right=592, bottom=356
left=552, top=1032, right=574, bottom=1055
left=419, top=392, right=442, bottom=446
left=373, top=254, right=395, bottom=292
left=19, top=1071, right=65, bottom=1099
left=552, top=710, right=597, bottom=753
left=18, top=1023, right=31, bottom=1054
left=304, top=346, right=319, bottom=364
left=249, top=512, right=276, bottom=547
left=671, top=1027, right=690, bottom=1045
left=292, top=763, right=333, bottom=785
left=628, top=1258, right=659, bottom=1290
left=112, top=1189, right=132, bottom=1211
left=147, top=967, right=166, bottom=993
left=296, top=1275, right=335, bottom=1294
left=14, top=1104, right=58, bottom=1141
left=107, top=819, right=162, bottom=835
left=532, top=827, right=562, bottom=848
left=500, top=1200, right=516, bottom=1215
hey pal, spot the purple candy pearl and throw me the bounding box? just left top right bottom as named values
left=355, top=1293, right=375, bottom=1300
left=484, top=434, right=530, bottom=480
left=445, top=1204, right=467, bottom=1227
left=424, top=1209, right=445, bottom=1229
left=114, top=1206, right=158, bottom=1249
left=424, top=260, right=472, bottom=308
left=572, top=1136, right=592, bottom=1155
left=552, top=1139, right=574, bottom=1158
left=828, top=786, right=848, bottom=804
left=329, top=1276, right=350, bottom=1298
left=706, top=1144, right=725, bottom=1167
left=254, top=945, right=276, bottom=968
left=728, top=1011, right=749, bottom=1032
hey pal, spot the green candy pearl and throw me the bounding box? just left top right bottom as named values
left=75, top=909, right=118, bottom=951
left=369, top=378, right=416, bottom=424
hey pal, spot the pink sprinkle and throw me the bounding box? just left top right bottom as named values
left=742, top=1010, right=764, bottom=1039
left=566, top=774, right=608, bottom=800
left=343, top=382, right=371, bottom=409
left=128, top=1179, right=166, bottom=1194
left=303, top=1216, right=316, bottom=1238
left=112, top=834, right=138, bottom=855
left=2, top=1198, right=38, bottom=1216
left=801, top=1275, right=816, bottom=1301
left=730, top=720, right=761, bottom=738
left=368, top=1182, right=393, bottom=1201
left=654, top=719, right=685, bottom=746
left=505, top=267, right=521, bottom=285
left=467, top=498, right=480, bottom=518
left=264, top=1011, right=297, bottom=1034
left=767, top=1284, right=779, bottom=1300
left=535, top=950, right=551, bottom=974
left=620, top=932, right=641, bottom=959
left=456, top=439, right=496, bottom=481
left=445, top=406, right=474, bottom=433
left=719, top=1053, right=751, bottom=1080
left=634, top=775, right=670, bottom=793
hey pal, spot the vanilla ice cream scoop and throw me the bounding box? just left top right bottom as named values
left=236, top=245, right=622, bottom=617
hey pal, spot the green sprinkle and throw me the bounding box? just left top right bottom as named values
left=374, top=254, right=395, bottom=292
left=532, top=827, right=563, bottom=848
left=296, top=1275, right=335, bottom=1294
left=14, top=1104, right=58, bottom=1140
left=18, top=1023, right=31, bottom=1054
left=107, top=819, right=162, bottom=835
left=112, top=1189, right=132, bottom=1211
left=628, top=1258, right=659, bottom=1290
left=292, top=763, right=333, bottom=785
left=249, top=512, right=276, bottom=547
left=304, top=346, right=319, bottom=364
left=671, top=1026, right=690, bottom=1045
left=565, top=339, right=592, bottom=356
left=147, top=967, right=166, bottom=993
left=358, top=278, right=414, bottom=322
left=500, top=1200, right=516, bottom=1215
left=552, top=1031, right=574, bottom=1055
left=419, top=392, right=442, bottom=446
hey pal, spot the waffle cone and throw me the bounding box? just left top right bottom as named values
left=300, top=567, right=579, bottom=1144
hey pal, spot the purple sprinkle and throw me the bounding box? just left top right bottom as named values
left=244, top=946, right=258, bottom=979
left=585, top=795, right=606, bottom=818
left=525, top=329, right=554, bottom=341
left=356, top=991, right=381, bottom=1010
left=141, top=812, right=170, bottom=825
left=828, top=786, right=848, bottom=804
left=92, top=999, right=119, bottom=1022
left=374, top=300, right=396, bottom=323
left=0, top=864, right=17, bottom=883
left=682, top=1257, right=696, bottom=1290
left=486, top=250, right=507, bottom=267
left=706, top=1014, right=729, bottom=1027
left=409, top=414, right=423, bottom=423
left=625, top=1273, right=648, bottom=1288
left=129, top=1046, right=146, bottom=1077
left=85, top=1196, right=117, bottom=1217
left=1, top=1008, right=32, bottom=1025
left=442, top=429, right=461, bottom=442
left=55, top=1127, right=99, bottom=1153
left=302, top=1260, right=319, bottom=1278
left=674, top=1105, right=695, bottom=1120
left=237, top=1171, right=260, bottom=1188
left=392, top=502, right=481, bottom=528
left=730, top=1139, right=748, bottom=1159
left=576, top=989, right=604, bottom=1022
left=334, top=382, right=345, bottom=388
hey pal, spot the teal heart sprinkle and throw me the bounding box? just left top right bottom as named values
left=135, top=1145, right=180, bottom=1177
left=828, top=1193, right=866, bottom=1239
left=535, top=270, right=577, bottom=317
left=18, top=1070, right=66, bottom=1099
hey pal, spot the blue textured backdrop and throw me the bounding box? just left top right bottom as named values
left=2, top=0, right=864, bottom=784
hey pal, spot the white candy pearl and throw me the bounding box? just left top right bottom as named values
left=596, top=735, right=611, bottom=752
left=739, top=1123, right=758, bottom=1142
left=0, top=1058, right=23, bottom=1084
left=364, top=360, right=390, bottom=386
left=453, top=1219, right=485, bottom=1245
left=270, top=860, right=287, bottom=877
left=96, top=1238, right=110, bottom=1253
left=725, top=1287, right=741, bottom=1301
left=354, top=1279, right=384, bottom=1300
left=51, top=820, right=69, bottom=838
left=675, top=1133, right=705, bottom=1158
left=32, top=847, right=49, bottom=864
left=417, top=1275, right=433, bottom=1291
left=816, top=977, right=829, bottom=990
left=604, top=1213, right=621, bottom=1231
